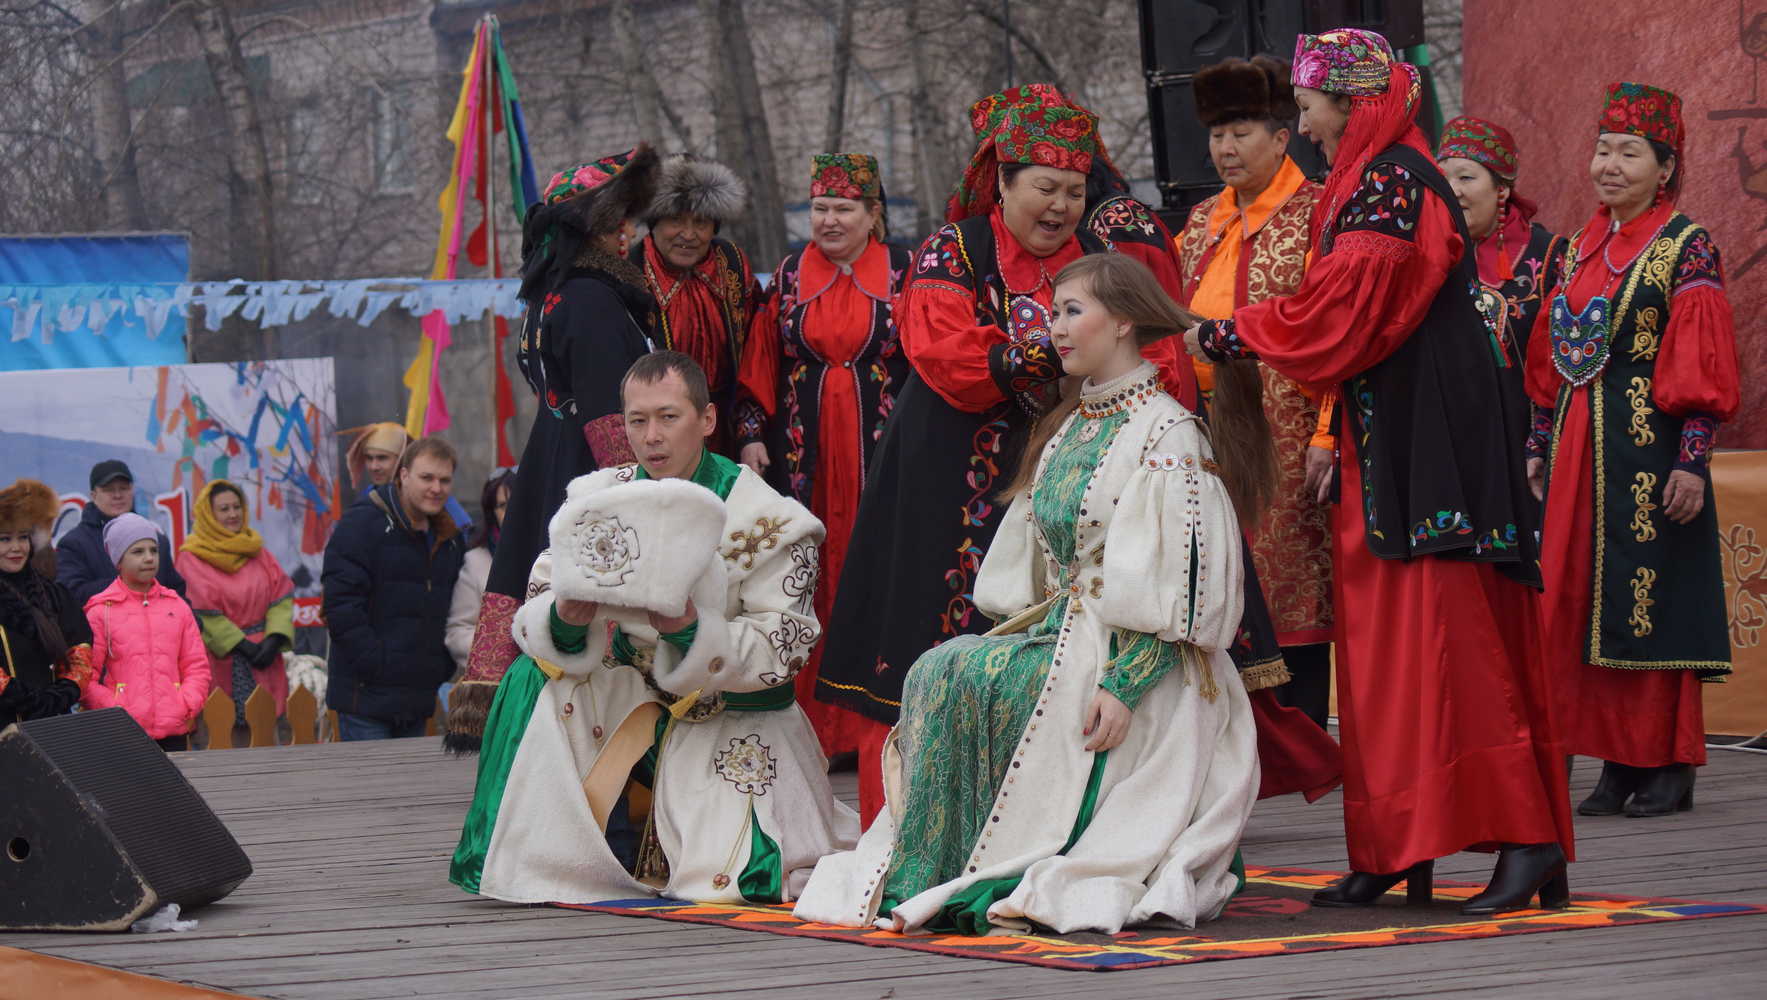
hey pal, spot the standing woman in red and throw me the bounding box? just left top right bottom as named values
left=734, top=153, right=911, bottom=759
left=1525, top=84, right=1738, bottom=819
left=1185, top=28, right=1573, bottom=915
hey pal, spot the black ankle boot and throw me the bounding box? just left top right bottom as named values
left=1461, top=843, right=1569, bottom=916
left=1312, top=860, right=1434, bottom=908
left=1578, top=760, right=1643, bottom=816
left=1626, top=763, right=1695, bottom=817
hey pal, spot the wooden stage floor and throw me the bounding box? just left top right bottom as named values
left=3, top=737, right=1764, bottom=999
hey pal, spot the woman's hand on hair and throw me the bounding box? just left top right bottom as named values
left=1082, top=688, right=1132, bottom=752
left=1526, top=457, right=1546, bottom=502
left=1182, top=324, right=1207, bottom=360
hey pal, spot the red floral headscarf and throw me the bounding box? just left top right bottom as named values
left=1598, top=82, right=1686, bottom=200
left=946, top=104, right=1101, bottom=223
left=809, top=153, right=882, bottom=200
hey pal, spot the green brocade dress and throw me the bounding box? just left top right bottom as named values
left=878, top=403, right=1188, bottom=931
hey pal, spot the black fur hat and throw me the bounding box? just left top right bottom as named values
left=1193, top=55, right=1298, bottom=128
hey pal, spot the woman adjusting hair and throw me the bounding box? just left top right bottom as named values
left=796, top=254, right=1258, bottom=935
left=1525, top=83, right=1739, bottom=819
left=734, top=153, right=910, bottom=759
left=1185, top=28, right=1572, bottom=916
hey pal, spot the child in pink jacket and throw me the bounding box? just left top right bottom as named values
left=83, top=513, right=210, bottom=750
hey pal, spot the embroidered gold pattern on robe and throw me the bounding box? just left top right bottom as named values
left=1630, top=305, right=1661, bottom=362
left=1629, top=566, right=1657, bottom=637
left=1626, top=376, right=1657, bottom=447
left=1630, top=471, right=1659, bottom=543
left=724, top=516, right=790, bottom=569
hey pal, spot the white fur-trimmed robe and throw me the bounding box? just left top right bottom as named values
left=476, top=464, right=859, bottom=905
left=794, top=367, right=1260, bottom=934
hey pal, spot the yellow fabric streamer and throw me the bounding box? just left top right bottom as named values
left=404, top=25, right=485, bottom=436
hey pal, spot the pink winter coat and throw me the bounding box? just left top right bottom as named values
left=176, top=547, right=293, bottom=715
left=83, top=578, right=210, bottom=739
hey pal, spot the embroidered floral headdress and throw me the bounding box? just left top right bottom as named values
left=809, top=153, right=882, bottom=200
left=1436, top=115, right=1521, bottom=184
left=947, top=104, right=1101, bottom=223
left=1599, top=82, right=1685, bottom=198
left=1292, top=28, right=1396, bottom=97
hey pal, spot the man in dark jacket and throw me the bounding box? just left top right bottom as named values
left=321, top=436, right=466, bottom=740
left=56, top=460, right=187, bottom=604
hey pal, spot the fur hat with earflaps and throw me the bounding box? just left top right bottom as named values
left=0, top=479, right=62, bottom=577
left=643, top=154, right=747, bottom=227
left=0, top=479, right=59, bottom=544
left=1194, top=55, right=1299, bottom=128
left=518, top=144, right=662, bottom=305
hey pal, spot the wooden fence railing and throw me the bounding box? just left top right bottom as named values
left=194, top=686, right=443, bottom=749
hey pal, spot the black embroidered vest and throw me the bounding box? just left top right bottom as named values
left=1547, top=212, right=1731, bottom=676
left=1332, top=144, right=1541, bottom=587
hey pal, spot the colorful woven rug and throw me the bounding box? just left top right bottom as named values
left=555, top=865, right=1767, bottom=972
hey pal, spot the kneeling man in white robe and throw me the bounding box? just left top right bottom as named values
left=450, top=351, right=858, bottom=905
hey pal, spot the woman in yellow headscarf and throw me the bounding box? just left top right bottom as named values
left=175, top=480, right=295, bottom=718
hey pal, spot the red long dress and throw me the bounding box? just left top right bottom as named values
left=1525, top=203, right=1740, bottom=768
left=738, top=240, right=901, bottom=758
left=1222, top=161, right=1574, bottom=875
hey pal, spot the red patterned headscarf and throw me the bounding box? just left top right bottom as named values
left=1436, top=114, right=1537, bottom=222
left=947, top=104, right=1100, bottom=223
left=1297, top=28, right=1429, bottom=249
left=968, top=83, right=1070, bottom=139
left=809, top=153, right=882, bottom=200
left=543, top=148, right=640, bottom=205
left=1599, top=81, right=1686, bottom=199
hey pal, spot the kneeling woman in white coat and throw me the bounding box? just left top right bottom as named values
left=795, top=253, right=1260, bottom=935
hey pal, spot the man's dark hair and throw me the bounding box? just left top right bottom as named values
left=398, top=436, right=458, bottom=474
left=622, top=351, right=711, bottom=411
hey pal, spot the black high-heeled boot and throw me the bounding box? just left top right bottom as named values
left=1626, top=763, right=1695, bottom=817
left=1312, top=860, right=1434, bottom=908
left=1578, top=760, right=1643, bottom=816
left=1461, top=843, right=1569, bottom=916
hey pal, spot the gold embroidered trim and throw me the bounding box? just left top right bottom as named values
left=1625, top=376, right=1656, bottom=447
left=725, top=516, right=789, bottom=569
left=1237, top=656, right=1292, bottom=693
left=814, top=675, right=902, bottom=708
left=1629, top=471, right=1659, bottom=542
left=1628, top=567, right=1657, bottom=637
left=1630, top=305, right=1661, bottom=362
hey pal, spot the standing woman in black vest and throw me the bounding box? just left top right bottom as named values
left=1185, top=28, right=1572, bottom=915
left=1525, top=84, right=1739, bottom=819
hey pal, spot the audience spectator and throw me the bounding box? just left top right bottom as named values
left=82, top=513, right=210, bottom=751
left=345, top=422, right=474, bottom=533
left=0, top=479, right=92, bottom=726
left=57, top=460, right=186, bottom=604
left=445, top=470, right=513, bottom=679
left=176, top=480, right=296, bottom=734
left=322, top=436, right=466, bottom=740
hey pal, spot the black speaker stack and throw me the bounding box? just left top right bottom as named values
left=0, top=708, right=253, bottom=932
left=1139, top=0, right=1427, bottom=216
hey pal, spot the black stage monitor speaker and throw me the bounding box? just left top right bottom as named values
left=1140, top=0, right=1425, bottom=211
left=0, top=708, right=253, bottom=931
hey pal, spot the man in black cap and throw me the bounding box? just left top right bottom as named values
left=56, top=459, right=187, bottom=604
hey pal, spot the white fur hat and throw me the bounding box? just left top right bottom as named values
left=547, top=476, right=726, bottom=617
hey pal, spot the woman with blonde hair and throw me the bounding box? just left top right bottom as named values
left=797, top=254, right=1258, bottom=935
